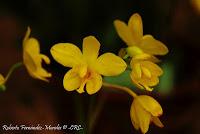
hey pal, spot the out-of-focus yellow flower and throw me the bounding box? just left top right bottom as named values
left=23, top=27, right=52, bottom=82
left=0, top=74, right=6, bottom=90
left=191, top=0, right=200, bottom=14
left=130, top=95, right=164, bottom=134
left=0, top=74, right=5, bottom=85
left=114, top=13, right=168, bottom=60
left=51, top=36, right=127, bottom=94
left=130, top=59, right=163, bottom=91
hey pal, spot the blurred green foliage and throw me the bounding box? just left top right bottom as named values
left=158, top=62, right=175, bottom=95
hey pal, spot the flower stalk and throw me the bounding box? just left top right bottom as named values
left=102, top=82, right=137, bottom=98
left=0, top=62, right=23, bottom=91
left=4, top=62, right=23, bottom=83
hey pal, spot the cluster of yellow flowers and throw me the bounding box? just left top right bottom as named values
left=114, top=13, right=168, bottom=133
left=0, top=13, right=168, bottom=134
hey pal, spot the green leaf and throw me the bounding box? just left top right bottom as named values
left=157, top=62, right=174, bottom=95
left=103, top=70, right=136, bottom=89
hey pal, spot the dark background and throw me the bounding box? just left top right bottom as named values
left=0, top=0, right=200, bottom=134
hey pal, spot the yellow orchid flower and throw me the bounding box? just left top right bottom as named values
left=51, top=36, right=127, bottom=94
left=114, top=13, right=168, bottom=60
left=130, top=59, right=163, bottom=91
left=130, top=95, right=164, bottom=134
left=23, top=27, right=52, bottom=82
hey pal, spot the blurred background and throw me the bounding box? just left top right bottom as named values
left=0, top=0, right=200, bottom=133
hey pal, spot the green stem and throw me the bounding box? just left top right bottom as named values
left=123, top=54, right=129, bottom=59
left=102, top=82, right=137, bottom=98
left=4, top=62, right=23, bottom=83
left=88, top=94, right=107, bottom=134
left=74, top=95, right=86, bottom=134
